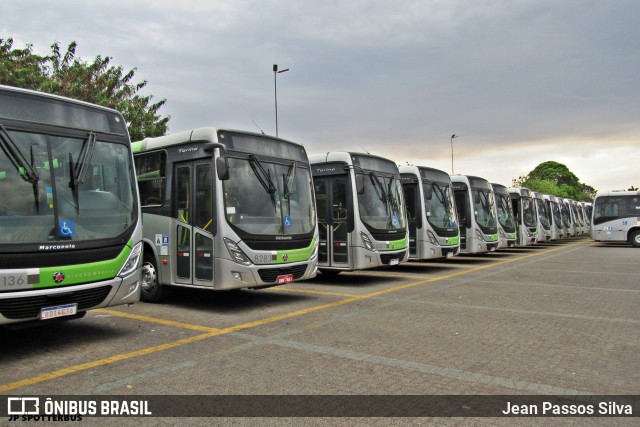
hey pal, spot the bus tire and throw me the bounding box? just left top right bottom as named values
left=630, top=230, right=640, bottom=248
left=140, top=254, right=170, bottom=302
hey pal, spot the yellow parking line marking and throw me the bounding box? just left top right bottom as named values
left=95, top=308, right=221, bottom=333
left=1, top=240, right=585, bottom=392
left=0, top=331, right=222, bottom=393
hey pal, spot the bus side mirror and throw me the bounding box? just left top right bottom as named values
left=356, top=173, right=365, bottom=194
left=425, top=186, right=432, bottom=200
left=216, top=156, right=229, bottom=180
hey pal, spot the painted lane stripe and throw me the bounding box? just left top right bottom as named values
left=0, top=241, right=586, bottom=392
left=95, top=308, right=221, bottom=333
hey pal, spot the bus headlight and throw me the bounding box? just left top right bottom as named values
left=426, top=230, right=438, bottom=245
left=360, top=232, right=374, bottom=251
left=224, top=238, right=252, bottom=266
left=475, top=229, right=485, bottom=242
left=117, top=241, right=143, bottom=278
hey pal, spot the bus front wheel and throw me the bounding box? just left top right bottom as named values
left=140, top=254, right=170, bottom=302
left=630, top=230, right=640, bottom=248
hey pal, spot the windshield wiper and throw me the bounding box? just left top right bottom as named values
left=248, top=154, right=277, bottom=211
left=283, top=160, right=297, bottom=215
left=0, top=124, right=39, bottom=183
left=68, top=132, right=97, bottom=215
left=0, top=123, right=41, bottom=213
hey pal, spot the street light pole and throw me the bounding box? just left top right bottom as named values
left=273, top=64, right=289, bottom=137
left=450, top=134, right=458, bottom=174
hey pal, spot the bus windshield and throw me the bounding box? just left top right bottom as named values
left=359, top=172, right=406, bottom=231
left=522, top=197, right=537, bottom=227
left=223, top=156, right=315, bottom=236
left=495, top=193, right=516, bottom=231
left=535, top=198, right=550, bottom=228
left=472, top=188, right=497, bottom=229
left=551, top=202, right=562, bottom=227
left=424, top=181, right=457, bottom=230
left=0, top=128, right=136, bottom=244
left=561, top=204, right=572, bottom=228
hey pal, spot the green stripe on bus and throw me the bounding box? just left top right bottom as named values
left=489, top=234, right=499, bottom=242
left=131, top=140, right=143, bottom=153
left=32, top=242, right=133, bottom=288
left=385, top=235, right=408, bottom=251
left=446, top=235, right=460, bottom=245
left=273, top=235, right=318, bottom=264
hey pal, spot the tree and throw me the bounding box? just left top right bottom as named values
left=512, top=161, right=595, bottom=201
left=0, top=37, right=169, bottom=140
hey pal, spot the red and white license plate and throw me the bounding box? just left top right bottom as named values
left=40, top=303, right=77, bottom=320
left=276, top=274, right=294, bottom=285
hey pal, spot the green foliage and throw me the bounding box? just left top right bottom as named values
left=0, top=37, right=169, bottom=140
left=512, top=161, right=595, bottom=201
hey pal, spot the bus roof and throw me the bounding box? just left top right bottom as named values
left=398, top=165, right=452, bottom=183
left=593, top=190, right=640, bottom=199
left=310, top=152, right=399, bottom=175
left=0, top=84, right=127, bottom=135
left=133, top=127, right=308, bottom=161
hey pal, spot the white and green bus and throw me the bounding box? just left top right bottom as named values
left=490, top=183, right=517, bottom=248
left=400, top=165, right=460, bottom=260
left=310, top=152, right=408, bottom=273
left=0, top=85, right=142, bottom=326
left=533, top=191, right=552, bottom=242
left=544, top=194, right=565, bottom=240
left=133, top=128, right=318, bottom=301
left=508, top=187, right=537, bottom=245
left=591, top=190, right=640, bottom=247
left=451, top=175, right=499, bottom=253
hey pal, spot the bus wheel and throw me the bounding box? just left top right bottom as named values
left=630, top=230, right=640, bottom=248
left=140, top=255, right=169, bottom=302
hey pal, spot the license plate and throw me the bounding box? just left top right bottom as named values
left=446, top=251, right=454, bottom=258
left=40, top=303, right=77, bottom=320
left=276, top=274, right=294, bottom=285
left=389, top=258, right=400, bottom=265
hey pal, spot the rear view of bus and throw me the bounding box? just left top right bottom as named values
left=311, top=152, right=408, bottom=273
left=133, top=128, right=318, bottom=301
left=451, top=175, right=498, bottom=254
left=591, top=190, right=640, bottom=247
left=0, top=85, right=142, bottom=326
left=508, top=187, right=537, bottom=245
left=490, top=183, right=517, bottom=248
left=400, top=165, right=460, bottom=259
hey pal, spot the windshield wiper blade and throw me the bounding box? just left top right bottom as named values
left=248, top=154, right=277, bottom=211
left=0, top=123, right=39, bottom=183
left=74, top=132, right=97, bottom=184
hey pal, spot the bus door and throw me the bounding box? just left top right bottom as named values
left=453, top=190, right=468, bottom=251
left=314, top=176, right=350, bottom=268
left=402, top=182, right=419, bottom=257
left=174, top=160, right=215, bottom=286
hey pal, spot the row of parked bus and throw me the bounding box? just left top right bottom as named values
left=1, top=86, right=638, bottom=327
left=131, top=128, right=599, bottom=302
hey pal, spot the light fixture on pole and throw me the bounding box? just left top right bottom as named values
left=273, top=64, right=289, bottom=137
left=450, top=134, right=458, bottom=174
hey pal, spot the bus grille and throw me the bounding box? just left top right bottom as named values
left=380, top=252, right=405, bottom=265
left=0, top=286, right=112, bottom=319
left=258, top=264, right=309, bottom=283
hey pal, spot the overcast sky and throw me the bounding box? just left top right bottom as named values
left=3, top=0, right=639, bottom=191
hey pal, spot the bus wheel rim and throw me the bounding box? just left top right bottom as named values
left=141, top=262, right=157, bottom=292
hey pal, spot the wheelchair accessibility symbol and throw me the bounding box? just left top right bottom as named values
left=284, top=215, right=292, bottom=228
left=59, top=220, right=76, bottom=237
